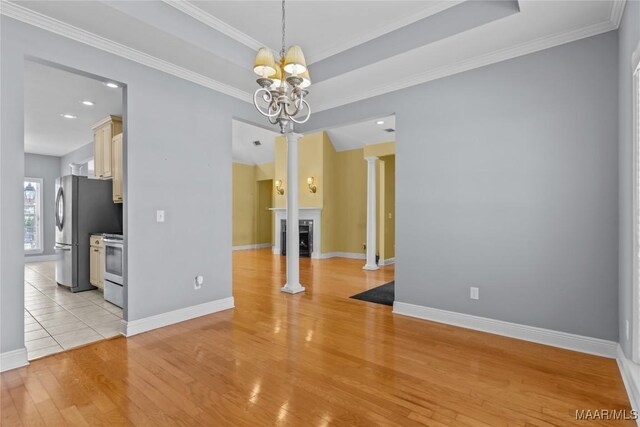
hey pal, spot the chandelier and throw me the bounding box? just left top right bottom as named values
left=252, top=0, right=310, bottom=134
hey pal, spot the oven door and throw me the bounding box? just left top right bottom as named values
left=104, top=240, right=124, bottom=285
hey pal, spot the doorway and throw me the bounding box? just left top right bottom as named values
left=23, top=59, right=126, bottom=360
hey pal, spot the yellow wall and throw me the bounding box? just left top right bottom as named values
left=255, top=180, right=273, bottom=244
left=232, top=161, right=275, bottom=246
left=232, top=163, right=256, bottom=246
left=274, top=133, right=324, bottom=209
left=255, top=162, right=274, bottom=181
left=334, top=148, right=368, bottom=254
left=364, top=141, right=395, bottom=158
left=321, top=133, right=340, bottom=253
left=268, top=136, right=395, bottom=257
left=381, top=155, right=395, bottom=260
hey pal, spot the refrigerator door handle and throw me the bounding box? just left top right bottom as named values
left=54, top=244, right=71, bottom=251
left=55, top=186, right=64, bottom=231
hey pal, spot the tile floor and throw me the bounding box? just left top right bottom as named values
left=24, top=261, right=123, bottom=360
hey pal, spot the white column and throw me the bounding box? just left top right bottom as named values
left=282, top=132, right=305, bottom=293
left=363, top=156, right=379, bottom=270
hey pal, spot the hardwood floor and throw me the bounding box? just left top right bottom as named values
left=1, top=249, right=632, bottom=426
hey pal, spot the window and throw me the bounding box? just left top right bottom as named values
left=24, top=178, right=43, bottom=254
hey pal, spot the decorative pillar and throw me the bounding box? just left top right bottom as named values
left=282, top=132, right=305, bottom=293
left=363, top=156, right=379, bottom=271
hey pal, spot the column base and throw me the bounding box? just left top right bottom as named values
left=362, top=264, right=380, bottom=271
left=281, top=284, right=306, bottom=294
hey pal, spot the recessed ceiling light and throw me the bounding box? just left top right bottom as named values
left=60, top=114, right=77, bottom=119
left=81, top=100, right=94, bottom=106
left=376, top=120, right=385, bottom=125
left=105, top=82, right=119, bottom=88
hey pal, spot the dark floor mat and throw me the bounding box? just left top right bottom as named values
left=350, top=281, right=394, bottom=306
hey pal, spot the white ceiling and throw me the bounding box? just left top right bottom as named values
left=326, top=115, right=395, bottom=152
left=232, top=120, right=279, bottom=165
left=24, top=60, right=123, bottom=157
left=307, top=0, right=620, bottom=111
left=232, top=115, right=395, bottom=163
left=3, top=1, right=626, bottom=115
left=190, top=1, right=460, bottom=64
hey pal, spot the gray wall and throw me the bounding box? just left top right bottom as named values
left=302, top=31, right=619, bottom=341
left=24, top=153, right=60, bottom=257
left=619, top=1, right=640, bottom=357
left=1, top=16, right=259, bottom=354
left=59, top=141, right=93, bottom=177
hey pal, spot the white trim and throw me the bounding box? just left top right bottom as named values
left=610, top=0, right=627, bottom=28
left=271, top=207, right=322, bottom=258
left=1, top=0, right=626, bottom=114
left=633, top=42, right=640, bottom=363
left=617, top=345, right=640, bottom=424
left=25, top=254, right=60, bottom=263
left=122, top=297, right=234, bottom=337
left=0, top=348, right=29, bottom=372
left=318, top=252, right=366, bottom=260
left=161, top=0, right=462, bottom=64
left=161, top=0, right=263, bottom=51
left=314, top=17, right=622, bottom=113
left=232, top=243, right=272, bottom=251
left=380, top=257, right=395, bottom=266
left=393, top=302, right=618, bottom=358
left=0, top=1, right=252, bottom=103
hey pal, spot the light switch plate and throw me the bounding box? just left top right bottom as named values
left=156, top=210, right=165, bottom=223
left=470, top=287, right=479, bottom=300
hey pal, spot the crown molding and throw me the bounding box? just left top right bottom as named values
left=161, top=0, right=264, bottom=52
left=161, top=0, right=463, bottom=65
left=0, top=1, right=252, bottom=104
left=1, top=1, right=625, bottom=114
left=609, top=0, right=627, bottom=28
left=314, top=18, right=618, bottom=113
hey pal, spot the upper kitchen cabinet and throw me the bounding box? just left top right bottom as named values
left=93, top=115, right=122, bottom=180
left=112, top=133, right=123, bottom=203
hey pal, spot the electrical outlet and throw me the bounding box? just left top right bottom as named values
left=156, top=210, right=165, bottom=223
left=194, top=275, right=203, bottom=290
left=470, top=287, right=479, bottom=300
left=627, top=320, right=630, bottom=341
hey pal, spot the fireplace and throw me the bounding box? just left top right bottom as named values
left=281, top=219, right=313, bottom=257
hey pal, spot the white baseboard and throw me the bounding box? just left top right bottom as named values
left=380, top=257, right=395, bottom=266
left=25, top=254, right=59, bottom=263
left=122, top=297, right=234, bottom=337
left=0, top=348, right=29, bottom=372
left=393, top=302, right=617, bottom=358
left=617, top=345, right=640, bottom=423
left=232, top=243, right=272, bottom=251
left=318, top=252, right=366, bottom=260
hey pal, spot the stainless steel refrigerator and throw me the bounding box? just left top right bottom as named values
left=54, top=175, right=122, bottom=292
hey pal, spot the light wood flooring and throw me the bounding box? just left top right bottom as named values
left=1, top=249, right=632, bottom=426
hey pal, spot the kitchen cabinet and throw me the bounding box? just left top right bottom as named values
left=112, top=133, right=123, bottom=203
left=90, top=235, right=105, bottom=289
left=92, top=116, right=122, bottom=180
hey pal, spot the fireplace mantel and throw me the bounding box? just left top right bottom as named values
left=270, top=208, right=322, bottom=258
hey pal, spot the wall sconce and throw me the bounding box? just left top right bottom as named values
left=275, top=179, right=284, bottom=195
left=307, top=176, right=317, bottom=193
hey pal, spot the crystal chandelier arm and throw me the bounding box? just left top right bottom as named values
left=253, top=88, right=282, bottom=118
